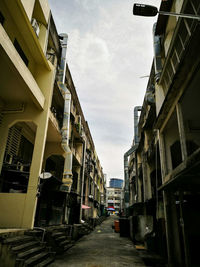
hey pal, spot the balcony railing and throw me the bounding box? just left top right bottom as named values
left=49, top=109, right=61, bottom=133
left=160, top=3, right=200, bottom=93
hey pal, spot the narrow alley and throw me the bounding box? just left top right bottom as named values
left=50, top=216, right=164, bottom=267
left=1, top=1, right=200, bottom=267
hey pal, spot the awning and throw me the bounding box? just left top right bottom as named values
left=82, top=204, right=91, bottom=209
left=107, top=206, right=115, bottom=211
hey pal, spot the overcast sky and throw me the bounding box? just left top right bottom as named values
left=48, top=0, right=161, bottom=181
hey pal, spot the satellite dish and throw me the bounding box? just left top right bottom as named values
left=39, top=172, right=52, bottom=179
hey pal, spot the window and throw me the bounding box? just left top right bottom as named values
left=14, top=39, right=29, bottom=66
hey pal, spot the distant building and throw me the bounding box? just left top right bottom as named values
left=109, top=178, right=123, bottom=188
left=106, top=187, right=122, bottom=213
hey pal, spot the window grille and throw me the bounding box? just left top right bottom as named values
left=4, top=126, right=22, bottom=162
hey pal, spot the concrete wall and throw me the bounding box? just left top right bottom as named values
left=20, top=0, right=35, bottom=21
left=0, top=194, right=26, bottom=227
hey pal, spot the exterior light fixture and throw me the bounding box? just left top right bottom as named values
left=133, top=3, right=200, bottom=20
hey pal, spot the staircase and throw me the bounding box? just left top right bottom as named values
left=0, top=232, right=55, bottom=266
left=0, top=218, right=106, bottom=266
left=45, top=225, right=74, bottom=254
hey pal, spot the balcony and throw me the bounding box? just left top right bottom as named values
left=49, top=110, right=60, bottom=132
left=0, top=24, right=45, bottom=109
left=159, top=147, right=200, bottom=190
left=72, top=147, right=82, bottom=165
left=3, top=0, right=51, bottom=70
left=159, top=3, right=200, bottom=94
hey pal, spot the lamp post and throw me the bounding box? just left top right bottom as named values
left=133, top=3, right=200, bottom=20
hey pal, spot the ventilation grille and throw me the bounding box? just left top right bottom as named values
left=5, top=126, right=22, bottom=160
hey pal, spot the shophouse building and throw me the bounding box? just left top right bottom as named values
left=106, top=180, right=123, bottom=213
left=0, top=0, right=105, bottom=229
left=125, top=1, right=200, bottom=266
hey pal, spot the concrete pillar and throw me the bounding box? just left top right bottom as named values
left=142, top=154, right=151, bottom=201
left=163, top=190, right=182, bottom=267
left=21, top=66, right=56, bottom=228
left=176, top=103, right=187, bottom=161
left=159, top=133, right=168, bottom=181
left=85, top=176, right=89, bottom=206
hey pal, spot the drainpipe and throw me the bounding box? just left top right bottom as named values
left=58, top=33, right=73, bottom=192
left=124, top=106, right=142, bottom=212
left=134, top=106, right=142, bottom=145
left=79, top=135, right=87, bottom=223
left=153, top=23, right=162, bottom=82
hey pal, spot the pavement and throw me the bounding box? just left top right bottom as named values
left=49, top=216, right=148, bottom=267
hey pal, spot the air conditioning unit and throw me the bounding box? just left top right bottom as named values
left=31, top=18, right=40, bottom=37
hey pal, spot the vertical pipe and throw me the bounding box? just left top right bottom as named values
left=58, top=34, right=68, bottom=84
left=58, top=33, right=73, bottom=191
left=153, top=23, right=162, bottom=82
left=134, top=106, right=142, bottom=145
left=80, top=136, right=87, bottom=222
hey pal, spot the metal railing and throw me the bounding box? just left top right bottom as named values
left=160, top=1, right=200, bottom=93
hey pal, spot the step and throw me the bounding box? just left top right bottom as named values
left=17, top=246, right=45, bottom=259
left=3, top=235, right=34, bottom=245
left=63, top=244, right=74, bottom=251
left=51, top=232, right=64, bottom=238
left=25, top=230, right=44, bottom=238
left=37, top=256, right=55, bottom=267
left=12, top=241, right=40, bottom=253
left=24, top=251, right=49, bottom=266
left=65, top=235, right=72, bottom=241
left=55, top=236, right=66, bottom=242
left=59, top=240, right=71, bottom=247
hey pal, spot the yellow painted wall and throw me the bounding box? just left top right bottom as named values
left=20, top=0, right=35, bottom=21
left=0, top=193, right=26, bottom=227
left=44, top=142, right=65, bottom=160
left=1, top=1, right=36, bottom=76
left=0, top=25, right=45, bottom=109
left=38, top=0, right=50, bottom=24
left=0, top=64, right=56, bottom=229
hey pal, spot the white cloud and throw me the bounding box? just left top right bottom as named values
left=74, top=0, right=100, bottom=11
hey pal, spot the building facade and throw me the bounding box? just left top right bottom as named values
left=125, top=1, right=200, bottom=267
left=106, top=187, right=122, bottom=213
left=0, top=0, right=105, bottom=229
left=109, top=178, right=123, bottom=189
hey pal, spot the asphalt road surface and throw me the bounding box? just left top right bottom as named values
left=49, top=216, right=147, bottom=267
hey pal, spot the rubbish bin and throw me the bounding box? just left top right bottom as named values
left=119, top=217, right=130, bottom=237
left=114, top=220, right=120, bottom=233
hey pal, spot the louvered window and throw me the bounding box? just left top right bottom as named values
left=4, top=126, right=22, bottom=163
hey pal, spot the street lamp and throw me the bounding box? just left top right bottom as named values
left=133, top=3, right=200, bottom=20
